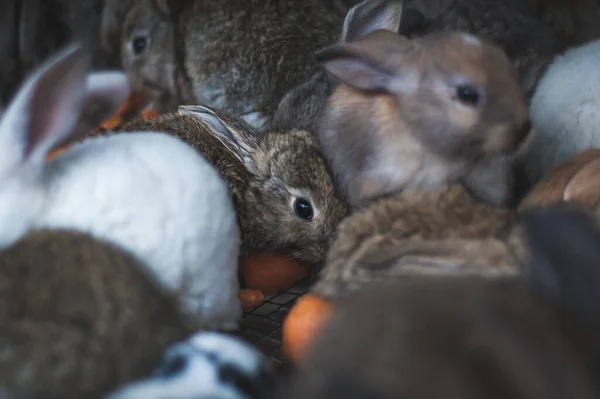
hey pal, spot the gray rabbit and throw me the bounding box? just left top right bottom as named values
left=103, top=0, right=350, bottom=127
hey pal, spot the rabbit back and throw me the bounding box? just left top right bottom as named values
left=314, top=185, right=518, bottom=298
left=0, top=229, right=193, bottom=399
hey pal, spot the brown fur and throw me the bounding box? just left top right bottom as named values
left=317, top=27, right=530, bottom=208
left=313, top=185, right=521, bottom=298
left=110, top=0, right=347, bottom=121
left=520, top=149, right=600, bottom=210
left=116, top=109, right=349, bottom=266
left=0, top=229, right=194, bottom=398
left=278, top=206, right=600, bottom=399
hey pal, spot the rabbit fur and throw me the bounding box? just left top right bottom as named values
left=269, top=0, right=427, bottom=133
left=0, top=229, right=194, bottom=399
left=314, top=0, right=531, bottom=209
left=110, top=0, right=348, bottom=127
left=518, top=39, right=600, bottom=186
left=0, top=44, right=241, bottom=329
left=107, top=331, right=276, bottom=399
left=279, top=205, right=600, bottom=399
left=312, top=184, right=522, bottom=299
left=115, top=106, right=350, bottom=266
left=0, top=0, right=119, bottom=107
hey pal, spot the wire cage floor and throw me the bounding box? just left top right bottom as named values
left=233, top=277, right=312, bottom=372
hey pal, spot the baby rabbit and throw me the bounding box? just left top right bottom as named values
left=316, top=0, right=531, bottom=209
left=115, top=106, right=349, bottom=266
left=0, top=229, right=194, bottom=399
left=107, top=0, right=346, bottom=127
left=518, top=39, right=600, bottom=186
left=108, top=332, right=275, bottom=399
left=312, top=184, right=522, bottom=299
left=0, top=44, right=241, bottom=329
left=279, top=205, right=600, bottom=399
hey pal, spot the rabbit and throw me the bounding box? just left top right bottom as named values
left=0, top=43, right=242, bottom=330
left=519, top=148, right=600, bottom=211
left=106, top=0, right=348, bottom=127
left=114, top=105, right=350, bottom=267
left=517, top=39, right=600, bottom=187
left=0, top=0, right=119, bottom=107
left=277, top=205, right=600, bottom=399
left=311, top=184, right=523, bottom=299
left=107, top=331, right=275, bottom=399
left=0, top=228, right=195, bottom=399
left=314, top=0, right=531, bottom=209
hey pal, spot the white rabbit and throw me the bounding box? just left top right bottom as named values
left=106, top=332, right=274, bottom=399
left=0, top=43, right=241, bottom=330
left=522, top=38, right=600, bottom=185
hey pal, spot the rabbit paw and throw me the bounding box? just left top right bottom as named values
left=106, top=332, right=274, bottom=399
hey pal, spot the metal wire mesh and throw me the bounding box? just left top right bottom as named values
left=234, top=278, right=312, bottom=371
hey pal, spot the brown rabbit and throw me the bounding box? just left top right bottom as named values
left=0, top=229, right=195, bottom=399
left=114, top=105, right=349, bottom=266
left=312, top=184, right=522, bottom=299
left=105, top=0, right=348, bottom=127
left=278, top=205, right=600, bottom=399
left=315, top=6, right=531, bottom=209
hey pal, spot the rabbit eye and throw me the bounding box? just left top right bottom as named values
left=132, top=36, right=149, bottom=55
left=293, top=198, right=314, bottom=221
left=456, top=85, right=480, bottom=106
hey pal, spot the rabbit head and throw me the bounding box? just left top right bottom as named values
left=278, top=205, right=600, bottom=399
left=119, top=0, right=187, bottom=112
left=316, top=1, right=531, bottom=208
left=128, top=105, right=351, bottom=266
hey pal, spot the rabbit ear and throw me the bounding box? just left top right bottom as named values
left=0, top=44, right=90, bottom=172
left=521, top=205, right=600, bottom=324
left=178, top=105, right=257, bottom=167
left=341, top=0, right=404, bottom=43
left=69, top=72, right=130, bottom=142
left=315, top=41, right=414, bottom=93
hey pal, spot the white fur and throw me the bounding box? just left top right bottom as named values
left=0, top=45, right=241, bottom=329
left=524, top=39, right=600, bottom=183
left=106, top=332, right=272, bottom=399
